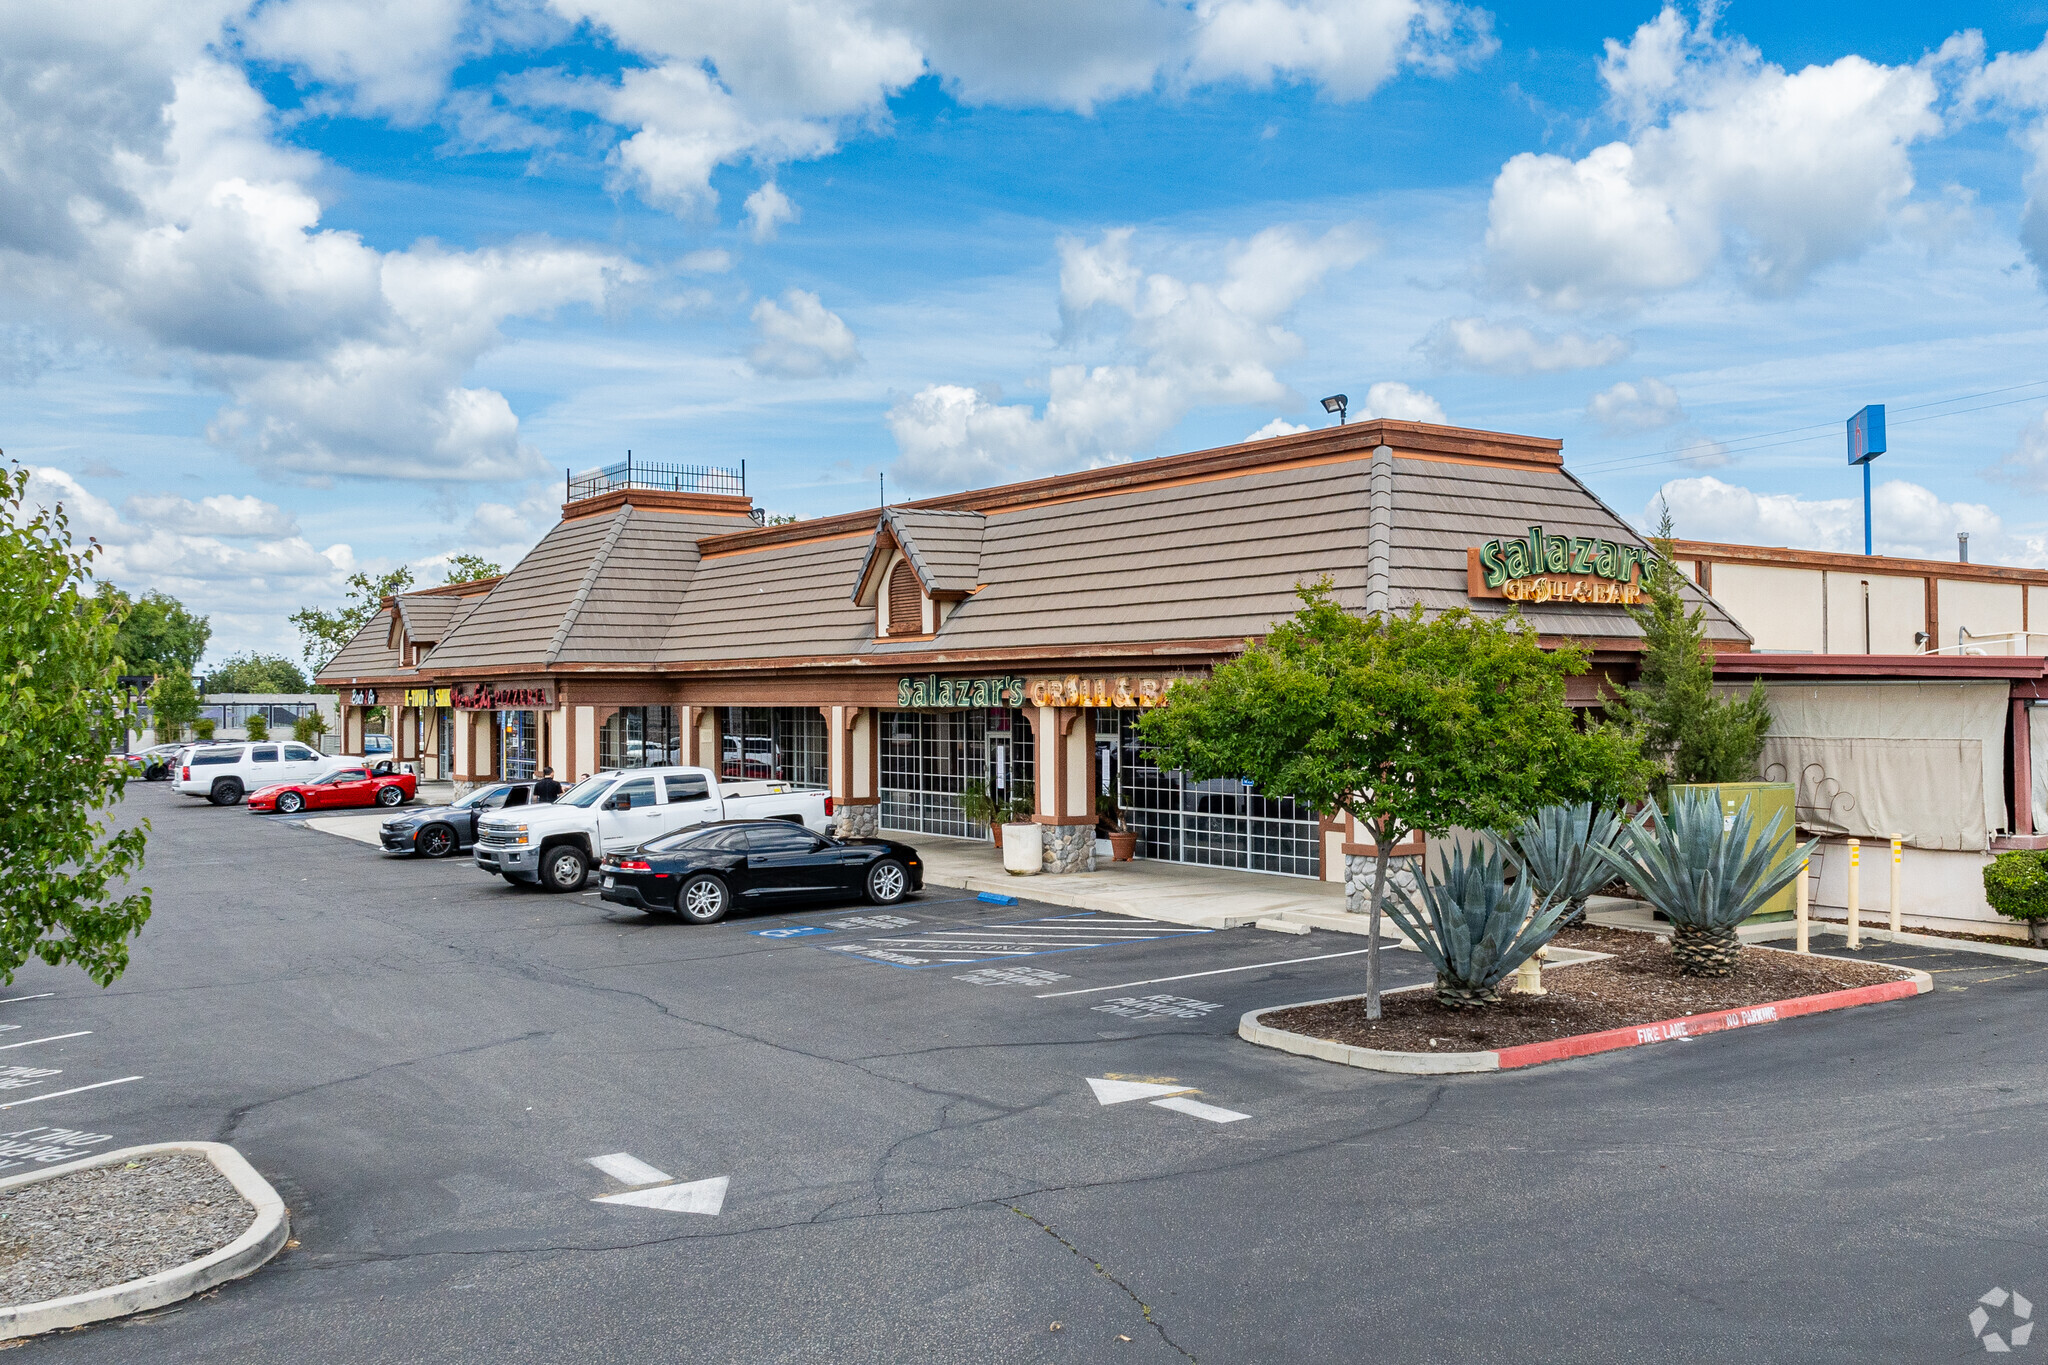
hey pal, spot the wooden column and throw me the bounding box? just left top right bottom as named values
left=1031, top=706, right=1094, bottom=826
left=822, top=705, right=879, bottom=807
left=2015, top=698, right=2034, bottom=837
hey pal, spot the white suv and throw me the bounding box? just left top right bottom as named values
left=174, top=741, right=329, bottom=806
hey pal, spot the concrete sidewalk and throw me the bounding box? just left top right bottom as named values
left=897, top=830, right=1395, bottom=934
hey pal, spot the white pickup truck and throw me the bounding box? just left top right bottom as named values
left=473, top=766, right=833, bottom=892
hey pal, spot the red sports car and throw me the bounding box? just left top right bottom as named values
left=248, top=764, right=416, bottom=815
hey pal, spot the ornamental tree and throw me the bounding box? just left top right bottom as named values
left=0, top=462, right=152, bottom=986
left=1137, top=581, right=1650, bottom=1018
left=290, top=567, right=413, bottom=671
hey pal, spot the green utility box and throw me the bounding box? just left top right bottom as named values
left=1667, top=781, right=1800, bottom=920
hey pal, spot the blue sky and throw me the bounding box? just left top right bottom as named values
left=10, top=1, right=2048, bottom=660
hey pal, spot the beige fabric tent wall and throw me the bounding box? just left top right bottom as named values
left=1759, top=681, right=2009, bottom=852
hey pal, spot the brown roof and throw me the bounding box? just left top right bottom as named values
left=413, top=420, right=1744, bottom=679
left=394, top=592, right=464, bottom=644
left=425, top=504, right=755, bottom=673
left=317, top=607, right=413, bottom=685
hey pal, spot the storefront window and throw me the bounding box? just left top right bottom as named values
left=718, top=707, right=828, bottom=786
left=600, top=706, right=678, bottom=770
left=880, top=708, right=1036, bottom=840
left=1108, top=710, right=1318, bottom=877
left=498, top=710, right=538, bottom=781
left=437, top=711, right=453, bottom=781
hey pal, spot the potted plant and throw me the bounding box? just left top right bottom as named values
left=1097, top=791, right=1137, bottom=862
left=958, top=779, right=1002, bottom=845
left=999, top=781, right=1042, bottom=875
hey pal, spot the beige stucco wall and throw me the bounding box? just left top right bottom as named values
left=1940, top=578, right=2025, bottom=647
left=1822, top=572, right=1925, bottom=653
left=1710, top=563, right=1824, bottom=651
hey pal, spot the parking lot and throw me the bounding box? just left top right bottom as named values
left=13, top=783, right=2048, bottom=1362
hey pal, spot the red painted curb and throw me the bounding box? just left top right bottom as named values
left=1492, top=976, right=1922, bottom=1070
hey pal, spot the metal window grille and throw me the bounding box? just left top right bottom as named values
left=1112, top=710, right=1319, bottom=877
left=718, top=707, right=828, bottom=788
left=880, top=708, right=1035, bottom=840
left=566, top=455, right=746, bottom=504
left=599, top=706, right=679, bottom=770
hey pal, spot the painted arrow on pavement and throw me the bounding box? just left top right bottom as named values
left=1085, top=1077, right=1249, bottom=1123
left=586, top=1152, right=728, bottom=1215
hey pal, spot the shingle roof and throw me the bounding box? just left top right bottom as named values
left=317, top=607, right=412, bottom=684
left=853, top=508, right=985, bottom=600
left=394, top=593, right=463, bottom=644
left=660, top=532, right=876, bottom=663
left=424, top=504, right=754, bottom=673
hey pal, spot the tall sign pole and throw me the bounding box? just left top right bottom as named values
left=1847, top=404, right=1886, bottom=556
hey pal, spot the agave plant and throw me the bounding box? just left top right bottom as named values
left=1502, top=802, right=1624, bottom=928
left=1596, top=788, right=1815, bottom=977
left=1385, top=840, right=1569, bottom=1009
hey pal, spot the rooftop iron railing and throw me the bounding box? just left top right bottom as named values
left=565, top=453, right=747, bottom=504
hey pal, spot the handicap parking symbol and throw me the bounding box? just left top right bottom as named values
left=750, top=925, right=835, bottom=939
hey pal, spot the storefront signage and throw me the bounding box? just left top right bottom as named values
left=1468, top=526, right=1652, bottom=605
left=1028, top=676, right=1173, bottom=708
left=896, top=674, right=1027, bottom=709
left=348, top=688, right=378, bottom=707
left=402, top=687, right=451, bottom=708
left=451, top=682, right=554, bottom=711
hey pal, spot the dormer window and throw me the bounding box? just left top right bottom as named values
left=888, top=561, right=924, bottom=635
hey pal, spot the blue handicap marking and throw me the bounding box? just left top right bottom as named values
left=751, top=925, right=835, bottom=939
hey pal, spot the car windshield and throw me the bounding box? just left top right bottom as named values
left=452, top=785, right=502, bottom=810
left=559, top=775, right=616, bottom=809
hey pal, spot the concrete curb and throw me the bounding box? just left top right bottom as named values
left=1240, top=965, right=1933, bottom=1075
left=0, top=1141, right=289, bottom=1338
left=1743, top=920, right=2048, bottom=965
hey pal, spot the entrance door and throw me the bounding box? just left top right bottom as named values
left=988, top=732, right=1012, bottom=832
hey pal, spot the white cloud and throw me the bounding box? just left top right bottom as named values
left=1484, top=6, right=1944, bottom=307
left=743, top=181, right=799, bottom=242
left=122, top=491, right=299, bottom=537
left=1421, top=316, right=1631, bottom=374
left=679, top=249, right=734, bottom=273
left=1184, top=0, right=1496, bottom=100
left=1356, top=381, right=1444, bottom=423
left=888, top=224, right=1369, bottom=486
left=748, top=288, right=862, bottom=378
left=0, top=21, right=637, bottom=484
left=1989, top=408, right=2048, bottom=490
left=1246, top=417, right=1311, bottom=441
left=1650, top=475, right=2013, bottom=563
left=25, top=466, right=354, bottom=609
left=236, top=0, right=473, bottom=122
left=1586, top=377, right=1684, bottom=433
left=1963, top=32, right=2048, bottom=274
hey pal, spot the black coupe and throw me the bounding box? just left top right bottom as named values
left=381, top=782, right=536, bottom=858
left=598, top=820, right=923, bottom=923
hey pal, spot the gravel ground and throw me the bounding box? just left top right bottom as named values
left=1264, top=925, right=1911, bottom=1052
left=0, top=1155, right=254, bottom=1308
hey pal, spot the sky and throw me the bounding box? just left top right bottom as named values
left=11, top=1, right=2048, bottom=663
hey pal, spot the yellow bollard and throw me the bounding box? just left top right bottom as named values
left=1889, top=837, right=1903, bottom=938
left=1795, top=851, right=1810, bottom=955
left=1846, top=839, right=1861, bottom=949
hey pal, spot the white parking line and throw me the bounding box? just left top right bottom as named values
left=1035, top=948, right=1375, bottom=998
left=0, top=1077, right=141, bottom=1110
left=0, top=995, right=55, bottom=1006
left=0, top=1032, right=89, bottom=1051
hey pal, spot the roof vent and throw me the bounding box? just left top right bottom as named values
left=1958, top=531, right=1970, bottom=564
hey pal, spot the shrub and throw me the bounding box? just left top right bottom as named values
left=293, top=711, right=328, bottom=746
left=242, top=712, right=269, bottom=742
left=193, top=719, right=216, bottom=741
left=1984, top=851, right=2048, bottom=923
left=1503, top=802, right=1624, bottom=928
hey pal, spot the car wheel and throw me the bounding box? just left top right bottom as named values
left=677, top=874, right=730, bottom=924
left=210, top=780, right=243, bottom=807
left=865, top=859, right=909, bottom=905
left=418, top=825, right=456, bottom=858
left=376, top=785, right=404, bottom=807
left=542, top=845, right=588, bottom=893
left=275, top=791, right=305, bottom=815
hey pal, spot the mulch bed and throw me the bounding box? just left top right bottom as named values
left=1261, top=925, right=1912, bottom=1055
left=0, top=1154, right=253, bottom=1308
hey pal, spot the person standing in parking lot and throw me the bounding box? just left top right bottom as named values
left=533, top=766, right=562, bottom=803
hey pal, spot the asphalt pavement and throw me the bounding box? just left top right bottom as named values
left=8, top=783, right=2046, bottom=1363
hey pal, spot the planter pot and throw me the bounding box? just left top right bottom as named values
left=1001, top=823, right=1043, bottom=875
left=1108, top=830, right=1138, bottom=863
left=990, top=824, right=1003, bottom=849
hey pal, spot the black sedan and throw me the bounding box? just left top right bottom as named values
left=598, top=820, right=922, bottom=923
left=380, top=782, right=535, bottom=858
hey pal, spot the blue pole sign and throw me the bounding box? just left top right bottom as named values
left=1847, top=405, right=1885, bottom=556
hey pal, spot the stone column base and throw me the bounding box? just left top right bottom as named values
left=452, top=779, right=480, bottom=800
left=1042, top=824, right=1095, bottom=874
left=834, top=804, right=880, bottom=840
left=1345, top=853, right=1420, bottom=914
